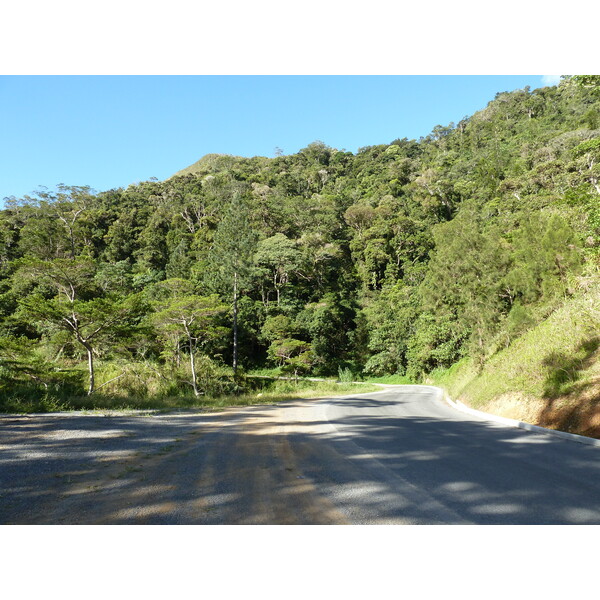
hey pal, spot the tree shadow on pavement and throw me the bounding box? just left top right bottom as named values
left=1, top=395, right=600, bottom=525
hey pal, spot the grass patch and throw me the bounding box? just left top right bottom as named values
left=365, top=374, right=414, bottom=385
left=431, top=292, right=600, bottom=409
left=247, top=367, right=284, bottom=378
left=0, top=378, right=381, bottom=414
left=192, top=379, right=381, bottom=410
left=428, top=286, right=600, bottom=437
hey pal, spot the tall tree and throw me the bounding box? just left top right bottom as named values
left=150, top=279, right=226, bottom=397
left=16, top=258, right=142, bottom=395
left=205, top=193, right=257, bottom=378
left=254, top=233, right=302, bottom=305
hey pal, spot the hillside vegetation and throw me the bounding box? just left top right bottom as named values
left=430, top=283, right=600, bottom=437
left=1, top=75, right=599, bottom=429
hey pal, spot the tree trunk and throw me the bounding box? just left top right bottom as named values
left=190, top=339, right=199, bottom=397
left=233, top=271, right=239, bottom=380
left=175, top=338, right=181, bottom=368
left=85, top=343, right=95, bottom=395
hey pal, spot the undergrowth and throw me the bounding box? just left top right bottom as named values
left=0, top=376, right=380, bottom=414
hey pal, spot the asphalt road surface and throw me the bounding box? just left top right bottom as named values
left=1, top=385, right=599, bottom=524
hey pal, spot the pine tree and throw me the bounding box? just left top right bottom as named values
left=205, top=193, right=257, bottom=379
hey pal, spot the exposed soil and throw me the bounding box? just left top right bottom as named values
left=461, top=378, right=600, bottom=439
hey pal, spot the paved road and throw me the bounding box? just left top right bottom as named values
left=1, top=385, right=599, bottom=524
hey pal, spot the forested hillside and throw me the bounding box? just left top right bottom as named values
left=2, top=76, right=599, bottom=422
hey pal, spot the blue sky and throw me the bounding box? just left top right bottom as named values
left=0, top=75, right=561, bottom=203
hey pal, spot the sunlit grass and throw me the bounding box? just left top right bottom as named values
left=429, top=286, right=600, bottom=437
left=0, top=378, right=381, bottom=414
left=364, top=374, right=414, bottom=385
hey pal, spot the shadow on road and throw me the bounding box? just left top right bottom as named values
left=1, top=393, right=599, bottom=525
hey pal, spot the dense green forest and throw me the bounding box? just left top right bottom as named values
left=1, top=75, right=599, bottom=413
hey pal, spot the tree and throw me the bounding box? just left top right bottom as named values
left=571, top=138, right=600, bottom=195
left=15, top=185, right=98, bottom=260
left=571, top=75, right=600, bottom=96
left=506, top=213, right=581, bottom=303
left=417, top=208, right=510, bottom=360
left=295, top=293, right=357, bottom=374
left=0, top=335, right=53, bottom=390
left=150, top=279, right=226, bottom=396
left=254, top=233, right=302, bottom=305
left=17, top=258, right=143, bottom=395
left=205, top=193, right=257, bottom=379
left=281, top=345, right=314, bottom=381
left=362, top=282, right=418, bottom=376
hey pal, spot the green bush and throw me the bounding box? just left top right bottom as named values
left=337, top=366, right=355, bottom=383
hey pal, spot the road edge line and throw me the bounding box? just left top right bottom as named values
left=424, top=385, right=600, bottom=448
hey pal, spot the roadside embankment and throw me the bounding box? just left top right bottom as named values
left=428, top=288, right=600, bottom=439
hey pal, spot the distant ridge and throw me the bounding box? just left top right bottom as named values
left=171, top=153, right=270, bottom=178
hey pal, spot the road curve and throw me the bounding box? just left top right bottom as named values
left=1, top=385, right=599, bottom=524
